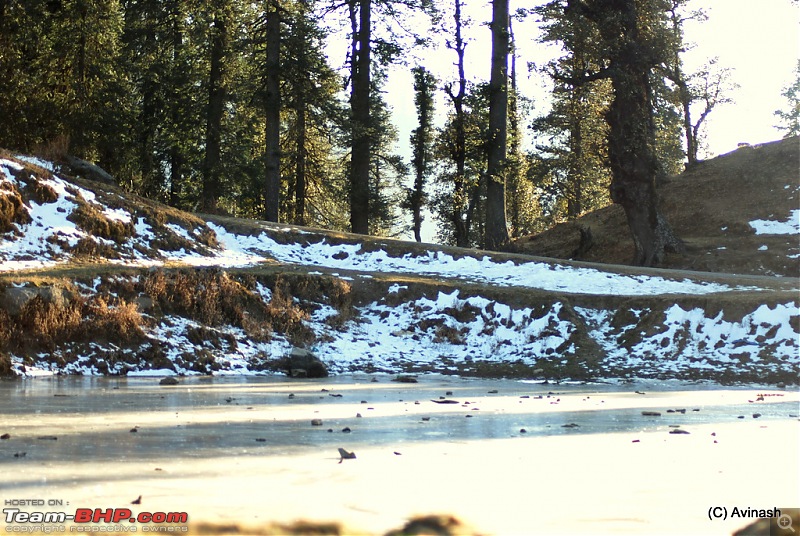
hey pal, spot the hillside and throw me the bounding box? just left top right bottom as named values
left=514, top=137, right=800, bottom=278
left=0, top=150, right=797, bottom=383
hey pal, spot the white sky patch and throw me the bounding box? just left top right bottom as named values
left=749, top=209, right=800, bottom=235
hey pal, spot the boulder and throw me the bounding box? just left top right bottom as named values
left=284, top=347, right=328, bottom=378
left=0, top=285, right=74, bottom=316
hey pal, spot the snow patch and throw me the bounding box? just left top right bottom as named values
left=749, top=209, right=800, bottom=235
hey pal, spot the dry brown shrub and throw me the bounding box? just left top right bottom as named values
left=82, top=297, right=144, bottom=343
left=0, top=309, right=11, bottom=348
left=68, top=194, right=134, bottom=243
left=70, top=237, right=119, bottom=259
left=22, top=177, right=59, bottom=204
left=141, top=269, right=250, bottom=326
left=266, top=276, right=314, bottom=346
left=15, top=296, right=84, bottom=351
left=0, top=182, right=31, bottom=233
left=0, top=351, right=11, bottom=376
left=33, top=134, right=70, bottom=163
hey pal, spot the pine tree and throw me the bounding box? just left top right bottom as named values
left=279, top=0, right=349, bottom=229
left=775, top=60, right=800, bottom=138
left=505, top=15, right=539, bottom=238
left=407, top=66, right=437, bottom=242
left=556, top=0, right=684, bottom=266
left=532, top=0, right=612, bottom=225
left=434, top=84, right=491, bottom=248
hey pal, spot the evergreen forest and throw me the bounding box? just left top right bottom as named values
left=0, top=0, right=764, bottom=264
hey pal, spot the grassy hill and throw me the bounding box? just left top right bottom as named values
left=0, top=148, right=797, bottom=383
left=514, top=137, right=800, bottom=278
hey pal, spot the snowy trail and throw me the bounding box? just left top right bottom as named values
left=207, top=223, right=759, bottom=297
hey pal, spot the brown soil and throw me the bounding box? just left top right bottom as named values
left=513, top=137, right=800, bottom=278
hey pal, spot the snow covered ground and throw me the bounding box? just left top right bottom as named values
left=1, top=155, right=798, bottom=381
left=0, top=156, right=768, bottom=296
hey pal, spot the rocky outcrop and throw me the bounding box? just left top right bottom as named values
left=0, top=285, right=74, bottom=316
left=282, top=347, right=328, bottom=378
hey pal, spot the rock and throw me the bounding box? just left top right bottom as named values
left=777, top=382, right=786, bottom=389
left=392, top=375, right=418, bottom=383
left=337, top=448, right=356, bottom=462
left=752, top=413, right=762, bottom=418
left=0, top=288, right=37, bottom=316
left=385, top=515, right=471, bottom=536
left=283, top=348, right=328, bottom=378
left=311, top=419, right=323, bottom=426
left=159, top=377, right=179, bottom=386
left=341, top=427, right=351, bottom=433
left=520, top=428, right=527, bottom=434
left=0, top=286, right=73, bottom=316
left=63, top=155, right=117, bottom=185
left=0, top=433, right=9, bottom=440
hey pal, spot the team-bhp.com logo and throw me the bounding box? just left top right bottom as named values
left=4, top=507, right=188, bottom=532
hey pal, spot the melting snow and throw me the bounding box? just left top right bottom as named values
left=749, top=209, right=800, bottom=235
left=208, top=224, right=750, bottom=297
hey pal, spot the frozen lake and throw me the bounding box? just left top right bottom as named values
left=1, top=375, right=798, bottom=535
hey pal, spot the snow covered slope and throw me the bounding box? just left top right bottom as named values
left=0, top=154, right=797, bottom=382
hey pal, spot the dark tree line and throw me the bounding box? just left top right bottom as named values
left=0, top=0, right=747, bottom=264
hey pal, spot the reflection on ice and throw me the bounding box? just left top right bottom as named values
left=1, top=375, right=798, bottom=535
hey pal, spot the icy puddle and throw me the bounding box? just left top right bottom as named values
left=1, top=375, right=798, bottom=535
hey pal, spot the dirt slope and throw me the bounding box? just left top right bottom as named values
left=514, top=137, right=800, bottom=277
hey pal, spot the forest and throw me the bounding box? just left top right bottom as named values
left=0, top=0, right=765, bottom=265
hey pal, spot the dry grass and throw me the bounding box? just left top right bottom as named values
left=137, top=269, right=315, bottom=346
left=0, top=289, right=145, bottom=357
left=32, top=134, right=70, bottom=163
left=0, top=181, right=31, bottom=233
left=514, top=136, right=800, bottom=276
left=68, top=193, right=135, bottom=243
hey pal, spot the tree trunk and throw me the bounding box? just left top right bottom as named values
left=264, top=0, right=281, bottom=222
left=444, top=0, right=469, bottom=247
left=606, top=56, right=683, bottom=266
left=410, top=67, right=434, bottom=243
left=294, top=90, right=307, bottom=226
left=677, top=79, right=697, bottom=166
left=202, top=6, right=228, bottom=213
left=349, top=0, right=371, bottom=235
left=484, top=0, right=510, bottom=250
